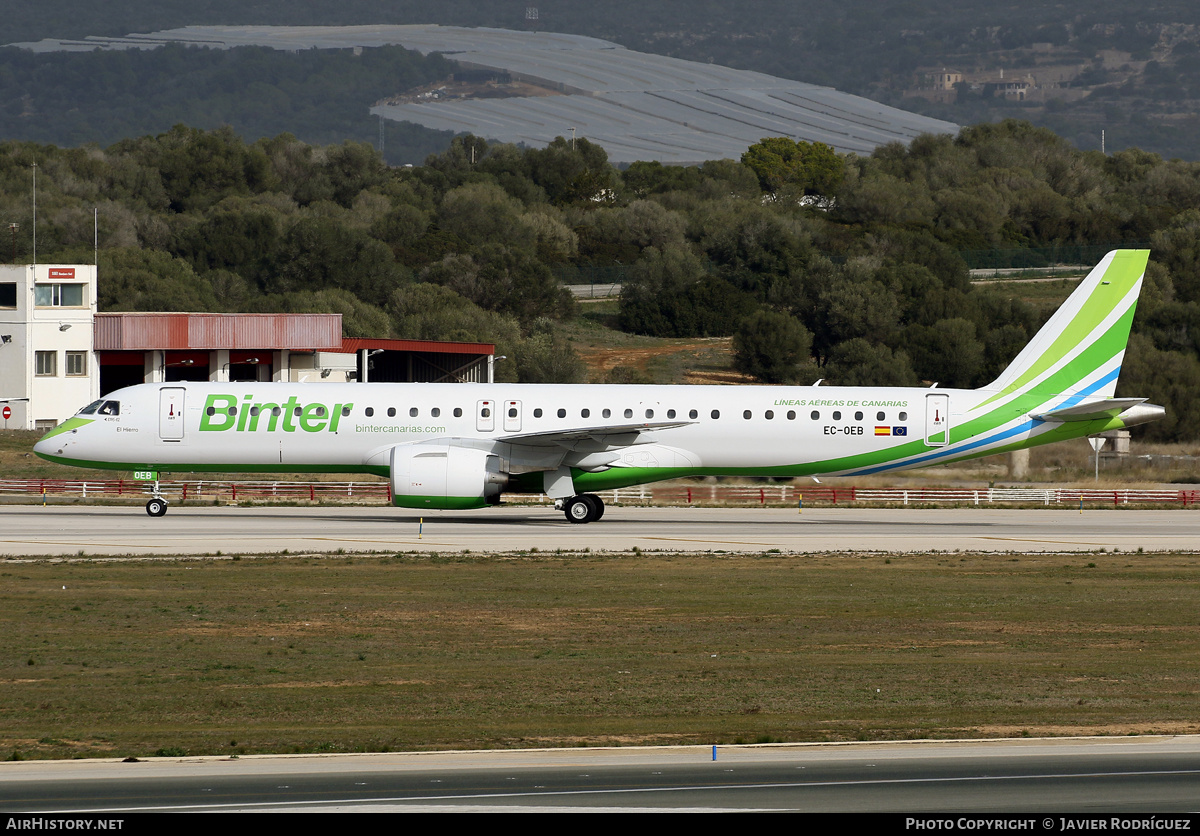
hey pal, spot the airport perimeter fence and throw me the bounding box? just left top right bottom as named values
left=959, top=243, right=1151, bottom=271
left=3, top=479, right=1199, bottom=508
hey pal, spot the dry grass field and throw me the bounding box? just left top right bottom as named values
left=4, top=550, right=1199, bottom=760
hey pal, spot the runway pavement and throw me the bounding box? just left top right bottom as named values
left=5, top=736, right=1200, bottom=812
left=1, top=504, right=1197, bottom=556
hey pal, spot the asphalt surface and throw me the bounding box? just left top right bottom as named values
left=4, top=737, right=1200, bottom=812
left=1, top=505, right=1197, bottom=556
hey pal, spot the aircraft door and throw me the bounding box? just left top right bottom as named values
left=925, top=393, right=949, bottom=447
left=476, top=399, right=495, bottom=432
left=503, top=400, right=522, bottom=432
left=159, top=387, right=186, bottom=441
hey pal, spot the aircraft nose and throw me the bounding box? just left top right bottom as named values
left=33, top=433, right=66, bottom=457
left=32, top=417, right=89, bottom=459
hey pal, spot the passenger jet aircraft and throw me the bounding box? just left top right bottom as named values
left=35, top=250, right=1163, bottom=523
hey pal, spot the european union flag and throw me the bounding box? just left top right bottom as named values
left=893, top=426, right=908, bottom=436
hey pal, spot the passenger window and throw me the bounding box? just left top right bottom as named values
left=431, top=408, right=440, bottom=418
left=205, top=406, right=215, bottom=416
left=387, top=407, right=396, bottom=417
left=229, top=406, right=238, bottom=416
left=624, top=408, right=633, bottom=419
left=581, top=408, right=590, bottom=418
left=854, top=411, right=863, bottom=421
left=689, top=409, right=698, bottom=419
left=787, top=410, right=796, bottom=420
left=365, top=407, right=374, bottom=417
left=765, top=410, right=774, bottom=419
left=508, top=407, right=517, bottom=418
left=603, top=408, right=611, bottom=418
left=534, top=408, right=543, bottom=418
left=899, top=411, right=908, bottom=421
left=410, top=407, right=418, bottom=417
left=711, top=410, right=720, bottom=419
left=810, top=411, right=819, bottom=420
left=645, top=409, right=654, bottom=419
left=743, top=410, right=751, bottom=419
left=833, top=411, right=841, bottom=420
left=341, top=406, right=351, bottom=417
left=453, top=407, right=462, bottom=418
left=667, top=409, right=676, bottom=419
left=877, top=411, right=885, bottom=421
left=557, top=408, right=566, bottom=418
left=272, top=407, right=282, bottom=417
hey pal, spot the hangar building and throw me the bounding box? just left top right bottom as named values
left=0, top=264, right=495, bottom=431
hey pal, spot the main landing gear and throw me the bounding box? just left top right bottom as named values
left=562, top=494, right=605, bottom=524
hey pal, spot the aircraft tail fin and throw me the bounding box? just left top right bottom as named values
left=979, top=249, right=1149, bottom=408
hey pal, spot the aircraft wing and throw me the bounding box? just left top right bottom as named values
left=496, top=419, right=695, bottom=449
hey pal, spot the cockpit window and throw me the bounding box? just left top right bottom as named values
left=97, top=400, right=120, bottom=416
left=78, top=400, right=103, bottom=415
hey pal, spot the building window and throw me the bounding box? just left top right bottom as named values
left=0, top=283, right=15, bottom=308
left=34, top=283, right=85, bottom=307
left=35, top=351, right=56, bottom=376
left=66, top=351, right=87, bottom=377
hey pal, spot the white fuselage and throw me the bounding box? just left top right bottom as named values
left=39, top=381, right=974, bottom=480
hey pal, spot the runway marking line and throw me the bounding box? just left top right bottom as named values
left=643, top=537, right=780, bottom=546
left=978, top=537, right=1117, bottom=546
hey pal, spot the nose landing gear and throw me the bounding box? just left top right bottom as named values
left=145, top=480, right=168, bottom=517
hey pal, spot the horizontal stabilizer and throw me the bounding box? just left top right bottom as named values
left=1031, top=398, right=1146, bottom=422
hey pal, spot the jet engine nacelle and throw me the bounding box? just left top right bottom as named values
left=389, top=442, right=507, bottom=510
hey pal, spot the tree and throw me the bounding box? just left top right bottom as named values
left=732, top=308, right=814, bottom=384
left=822, top=339, right=918, bottom=386
left=515, top=330, right=587, bottom=384
left=741, top=137, right=845, bottom=197
left=98, top=247, right=216, bottom=311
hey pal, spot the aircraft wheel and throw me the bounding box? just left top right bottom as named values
left=146, top=498, right=168, bottom=517
left=564, top=495, right=597, bottom=524
left=582, top=493, right=605, bottom=520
